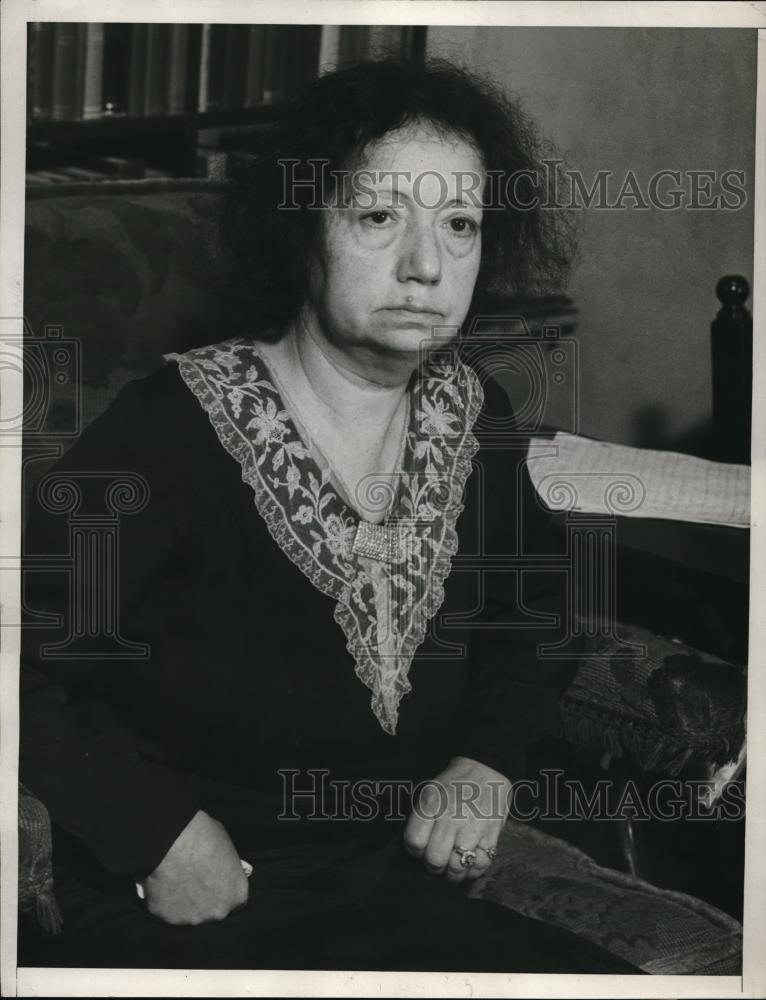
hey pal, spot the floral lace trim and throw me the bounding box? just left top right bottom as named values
left=166, top=338, right=483, bottom=734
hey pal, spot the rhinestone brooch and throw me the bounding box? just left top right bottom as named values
left=351, top=521, right=401, bottom=563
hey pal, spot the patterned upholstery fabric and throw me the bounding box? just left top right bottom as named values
left=471, top=819, right=742, bottom=975
left=561, top=623, right=746, bottom=775
left=18, top=784, right=62, bottom=936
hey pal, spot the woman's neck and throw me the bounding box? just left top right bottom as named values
left=255, top=319, right=414, bottom=522
left=284, top=318, right=414, bottom=430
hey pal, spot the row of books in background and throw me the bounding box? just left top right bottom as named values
left=26, top=23, right=416, bottom=185
left=26, top=155, right=173, bottom=185
left=26, top=141, right=256, bottom=185
left=198, top=24, right=321, bottom=112
left=28, top=23, right=185, bottom=120
left=27, top=22, right=324, bottom=122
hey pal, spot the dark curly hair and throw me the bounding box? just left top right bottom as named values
left=221, top=58, right=574, bottom=339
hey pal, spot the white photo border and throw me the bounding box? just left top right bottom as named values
left=2, top=2, right=764, bottom=997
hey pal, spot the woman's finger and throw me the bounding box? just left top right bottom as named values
left=445, top=821, right=502, bottom=883
left=463, top=853, right=492, bottom=882
left=422, top=818, right=459, bottom=875
left=445, top=838, right=491, bottom=883
left=463, top=839, right=499, bottom=882
left=403, top=803, right=436, bottom=857
left=444, top=846, right=470, bottom=883
left=402, top=814, right=430, bottom=857
left=404, top=778, right=449, bottom=857
left=476, top=840, right=499, bottom=862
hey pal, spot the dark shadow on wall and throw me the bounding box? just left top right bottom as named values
left=632, top=405, right=716, bottom=462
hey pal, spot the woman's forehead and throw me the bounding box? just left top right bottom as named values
left=352, top=123, right=485, bottom=199
left=358, top=122, right=483, bottom=173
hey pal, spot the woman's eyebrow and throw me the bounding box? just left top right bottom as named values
left=445, top=197, right=482, bottom=209
left=349, top=185, right=484, bottom=210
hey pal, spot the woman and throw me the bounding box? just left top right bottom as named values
left=21, top=59, right=638, bottom=972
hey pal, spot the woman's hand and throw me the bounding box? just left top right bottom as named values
left=140, top=809, right=249, bottom=925
left=403, top=756, right=511, bottom=883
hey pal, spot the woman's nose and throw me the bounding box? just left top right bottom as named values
left=396, top=223, right=442, bottom=285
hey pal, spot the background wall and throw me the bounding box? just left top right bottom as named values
left=427, top=27, right=757, bottom=451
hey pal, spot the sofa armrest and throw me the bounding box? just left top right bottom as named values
left=18, top=783, right=63, bottom=935
left=558, top=621, right=746, bottom=776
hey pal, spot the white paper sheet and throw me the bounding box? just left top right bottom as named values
left=526, top=432, right=751, bottom=528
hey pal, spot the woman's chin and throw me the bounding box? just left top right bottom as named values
left=368, top=321, right=459, bottom=356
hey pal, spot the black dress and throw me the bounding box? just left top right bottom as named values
left=20, top=339, right=639, bottom=972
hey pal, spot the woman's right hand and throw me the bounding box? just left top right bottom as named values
left=140, top=809, right=249, bottom=925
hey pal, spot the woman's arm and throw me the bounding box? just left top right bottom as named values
left=404, top=371, right=583, bottom=880
left=20, top=374, right=204, bottom=879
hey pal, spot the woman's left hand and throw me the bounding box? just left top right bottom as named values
left=403, top=756, right=512, bottom=883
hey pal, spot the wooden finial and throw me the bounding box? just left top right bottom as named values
left=716, top=275, right=750, bottom=312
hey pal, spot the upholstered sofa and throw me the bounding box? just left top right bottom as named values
left=18, top=179, right=746, bottom=973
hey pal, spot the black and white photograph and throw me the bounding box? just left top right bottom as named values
left=1, top=0, right=764, bottom=995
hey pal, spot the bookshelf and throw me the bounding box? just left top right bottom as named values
left=27, top=23, right=428, bottom=182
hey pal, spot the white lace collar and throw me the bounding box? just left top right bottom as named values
left=166, top=337, right=484, bottom=735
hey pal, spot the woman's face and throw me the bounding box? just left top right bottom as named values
left=305, top=123, right=484, bottom=363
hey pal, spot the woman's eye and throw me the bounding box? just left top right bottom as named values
left=362, top=211, right=392, bottom=226
left=446, top=216, right=478, bottom=236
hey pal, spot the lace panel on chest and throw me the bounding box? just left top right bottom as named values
left=165, top=338, right=484, bottom=734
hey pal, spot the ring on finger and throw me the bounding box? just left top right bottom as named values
left=453, top=846, right=477, bottom=868
left=477, top=845, right=498, bottom=862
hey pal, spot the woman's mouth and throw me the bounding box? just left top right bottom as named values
left=386, top=304, right=444, bottom=316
